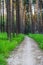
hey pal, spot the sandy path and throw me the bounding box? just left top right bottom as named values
left=7, top=36, right=43, bottom=65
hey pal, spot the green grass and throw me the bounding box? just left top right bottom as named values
left=0, top=54, right=7, bottom=65
left=0, top=32, right=7, bottom=39
left=0, top=33, right=24, bottom=65
left=28, top=34, right=43, bottom=49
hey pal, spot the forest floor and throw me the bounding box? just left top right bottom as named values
left=7, top=36, right=43, bottom=65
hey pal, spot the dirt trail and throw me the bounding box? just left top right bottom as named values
left=7, top=36, right=43, bottom=65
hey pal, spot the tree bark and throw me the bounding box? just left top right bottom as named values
left=16, top=0, right=20, bottom=34
left=12, top=0, right=15, bottom=37
left=5, top=0, right=12, bottom=40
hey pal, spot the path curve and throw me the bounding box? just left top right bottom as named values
left=7, top=36, right=43, bottom=65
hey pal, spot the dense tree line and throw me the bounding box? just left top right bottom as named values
left=0, top=0, right=43, bottom=40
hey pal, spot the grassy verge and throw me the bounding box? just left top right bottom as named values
left=28, top=34, right=43, bottom=49
left=0, top=33, right=24, bottom=65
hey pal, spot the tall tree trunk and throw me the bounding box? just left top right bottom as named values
left=2, top=0, right=4, bottom=32
left=12, top=0, right=15, bottom=37
left=19, top=0, right=24, bottom=33
left=5, top=0, right=12, bottom=40
left=23, top=6, right=26, bottom=33
left=29, top=0, right=33, bottom=33
left=38, top=0, right=42, bottom=33
left=0, top=0, right=1, bottom=32
left=16, top=0, right=24, bottom=34
left=16, top=0, right=20, bottom=34
left=1, top=0, right=3, bottom=32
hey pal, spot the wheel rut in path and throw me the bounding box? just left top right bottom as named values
left=7, top=36, right=43, bottom=65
